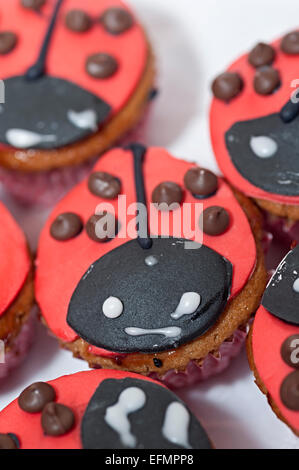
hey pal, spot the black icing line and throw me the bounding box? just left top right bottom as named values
left=225, top=112, right=299, bottom=196
left=126, top=143, right=152, bottom=250
left=262, top=244, right=299, bottom=325
left=26, top=0, right=64, bottom=80
left=81, top=377, right=212, bottom=449
left=67, top=237, right=232, bottom=354
left=280, top=97, right=299, bottom=123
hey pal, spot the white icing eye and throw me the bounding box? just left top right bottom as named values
left=293, top=278, right=299, bottom=293
left=171, top=292, right=201, bottom=320
left=250, top=136, right=278, bottom=158
left=102, top=296, right=123, bottom=319
left=145, top=255, right=159, bottom=267
left=67, top=109, right=98, bottom=131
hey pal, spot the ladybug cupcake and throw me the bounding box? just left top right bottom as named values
left=248, top=244, right=299, bottom=436
left=210, top=30, right=299, bottom=247
left=0, top=0, right=154, bottom=205
left=35, top=144, right=267, bottom=388
left=0, top=202, right=34, bottom=380
left=0, top=369, right=212, bottom=449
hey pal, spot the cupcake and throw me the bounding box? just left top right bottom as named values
left=0, top=0, right=155, bottom=205
left=0, top=369, right=212, bottom=449
left=248, top=244, right=299, bottom=436
left=35, top=144, right=267, bottom=388
left=210, top=30, right=299, bottom=249
left=0, top=201, right=34, bottom=380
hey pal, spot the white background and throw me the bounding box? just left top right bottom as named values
left=1, top=0, right=299, bottom=449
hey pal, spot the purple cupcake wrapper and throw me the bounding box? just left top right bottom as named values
left=264, top=212, right=299, bottom=245
left=149, top=325, right=248, bottom=389
left=0, top=310, right=35, bottom=381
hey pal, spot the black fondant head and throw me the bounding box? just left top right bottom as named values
left=0, top=76, right=110, bottom=149
left=67, top=237, right=232, bottom=353
left=262, top=244, right=299, bottom=325
left=225, top=112, right=299, bottom=196
left=81, top=377, right=212, bottom=449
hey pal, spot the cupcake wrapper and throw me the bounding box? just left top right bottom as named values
left=0, top=311, right=35, bottom=380
left=264, top=212, right=299, bottom=246
left=148, top=325, right=248, bottom=389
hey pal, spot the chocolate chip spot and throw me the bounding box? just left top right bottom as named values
left=21, top=0, right=46, bottom=10
left=280, top=371, right=299, bottom=411
left=65, top=10, right=92, bottom=33
left=248, top=42, right=276, bottom=68
left=86, top=53, right=118, bottom=79
left=0, top=32, right=17, bottom=55
left=100, top=7, right=133, bottom=35
left=253, top=66, right=280, bottom=95
left=88, top=172, right=121, bottom=199
left=152, top=182, right=183, bottom=210
left=281, top=335, right=299, bottom=369
left=50, top=213, right=83, bottom=241
left=200, top=206, right=230, bottom=236
left=212, top=72, right=243, bottom=101
left=281, top=31, right=299, bottom=55
left=86, top=213, right=118, bottom=242
left=41, top=402, right=75, bottom=436
left=0, top=433, right=18, bottom=449
left=153, top=358, right=163, bottom=368
left=18, top=382, right=56, bottom=413
left=184, top=167, right=218, bottom=198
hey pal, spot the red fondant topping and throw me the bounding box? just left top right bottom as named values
left=210, top=35, right=299, bottom=205
left=0, top=0, right=147, bottom=123
left=36, top=147, right=256, bottom=343
left=252, top=306, right=299, bottom=432
left=0, top=370, right=163, bottom=449
left=0, top=201, right=30, bottom=317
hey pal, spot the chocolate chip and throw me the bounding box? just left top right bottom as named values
left=0, top=433, right=18, bottom=449
left=41, top=402, right=75, bottom=436
left=281, top=335, right=299, bottom=369
left=281, top=31, right=299, bottom=54
left=86, top=213, right=118, bottom=242
left=253, top=66, right=280, bottom=95
left=50, top=213, right=83, bottom=241
left=18, top=382, right=56, bottom=413
left=86, top=53, right=118, bottom=79
left=21, top=0, right=46, bottom=10
left=152, top=182, right=183, bottom=210
left=212, top=72, right=243, bottom=101
left=184, top=167, right=218, bottom=198
left=88, top=172, right=121, bottom=199
left=280, top=371, right=299, bottom=410
left=200, top=206, right=230, bottom=236
left=65, top=10, right=92, bottom=33
left=100, top=7, right=133, bottom=35
left=153, top=358, right=163, bottom=368
left=0, top=32, right=17, bottom=55
left=248, top=42, right=276, bottom=68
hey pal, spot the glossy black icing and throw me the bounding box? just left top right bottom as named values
left=81, top=377, right=212, bottom=449
left=0, top=76, right=111, bottom=149
left=225, top=112, right=299, bottom=196
left=262, top=244, right=299, bottom=325
left=67, top=237, right=232, bottom=353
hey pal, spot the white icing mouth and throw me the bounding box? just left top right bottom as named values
left=6, top=129, right=56, bottom=148
left=67, top=109, right=98, bottom=131
left=125, top=326, right=182, bottom=338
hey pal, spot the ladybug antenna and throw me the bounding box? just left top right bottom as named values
left=25, top=0, right=64, bottom=80
left=280, top=96, right=299, bottom=123
left=125, top=143, right=152, bottom=250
